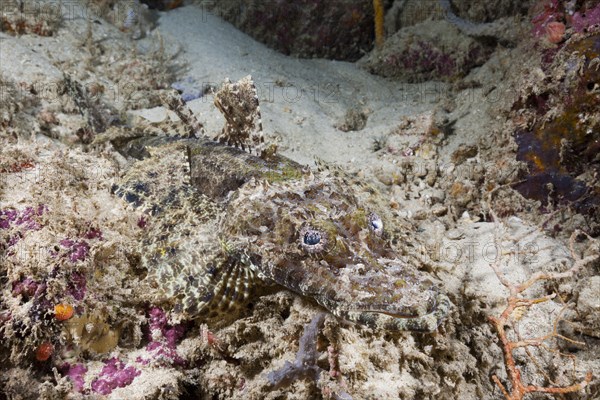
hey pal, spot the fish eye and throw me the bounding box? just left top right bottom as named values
left=368, top=212, right=383, bottom=236
left=299, top=226, right=327, bottom=253
left=304, top=231, right=321, bottom=245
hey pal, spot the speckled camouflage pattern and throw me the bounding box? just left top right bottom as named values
left=112, top=77, right=451, bottom=331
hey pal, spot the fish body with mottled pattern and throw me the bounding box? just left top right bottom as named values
left=112, top=77, right=450, bottom=331
left=114, top=136, right=449, bottom=331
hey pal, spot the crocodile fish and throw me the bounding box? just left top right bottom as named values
left=112, top=76, right=451, bottom=332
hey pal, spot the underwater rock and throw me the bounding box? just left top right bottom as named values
left=141, top=0, right=183, bottom=11
left=362, top=0, right=532, bottom=81
left=384, top=0, right=531, bottom=39
left=449, top=0, right=532, bottom=23
left=512, top=31, right=600, bottom=218
left=359, top=20, right=491, bottom=82
left=203, top=0, right=374, bottom=61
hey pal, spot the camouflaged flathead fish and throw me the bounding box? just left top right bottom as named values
left=112, top=76, right=451, bottom=332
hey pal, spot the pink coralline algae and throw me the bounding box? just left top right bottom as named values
left=572, top=3, right=600, bottom=32
left=532, top=1, right=600, bottom=38
left=58, top=227, right=102, bottom=263
left=91, top=358, right=141, bottom=395
left=0, top=205, right=46, bottom=230
left=59, top=239, right=90, bottom=263
left=532, top=0, right=564, bottom=37
left=386, top=40, right=457, bottom=78
left=11, top=278, right=41, bottom=299
left=67, top=272, right=87, bottom=301
left=61, top=363, right=88, bottom=392
left=0, top=209, right=18, bottom=230
left=144, top=307, right=186, bottom=366
left=83, top=227, right=103, bottom=240
left=1, top=205, right=47, bottom=247
left=383, top=39, right=485, bottom=81
left=137, top=215, right=147, bottom=229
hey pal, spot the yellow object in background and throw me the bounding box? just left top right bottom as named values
left=373, top=0, right=385, bottom=48
left=54, top=303, right=75, bottom=321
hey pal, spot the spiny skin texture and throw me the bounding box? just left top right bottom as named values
left=115, top=137, right=450, bottom=331
left=113, top=77, right=450, bottom=331
left=223, top=168, right=451, bottom=331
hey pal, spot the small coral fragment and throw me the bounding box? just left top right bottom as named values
left=54, top=304, right=75, bottom=321
left=545, top=21, right=565, bottom=43
left=63, top=315, right=120, bottom=355
left=267, top=313, right=326, bottom=388
left=35, top=342, right=53, bottom=361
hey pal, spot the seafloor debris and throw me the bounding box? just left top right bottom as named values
left=266, top=313, right=326, bottom=388
left=0, top=1, right=62, bottom=36
left=335, top=107, right=369, bottom=132
left=0, top=75, right=39, bottom=138
left=267, top=312, right=352, bottom=400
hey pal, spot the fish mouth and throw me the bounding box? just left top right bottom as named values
left=345, top=285, right=441, bottom=319
left=337, top=258, right=443, bottom=319
left=338, top=290, right=451, bottom=332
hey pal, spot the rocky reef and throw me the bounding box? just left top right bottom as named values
left=200, top=0, right=375, bottom=61
left=1, top=1, right=599, bottom=399
left=512, top=31, right=600, bottom=226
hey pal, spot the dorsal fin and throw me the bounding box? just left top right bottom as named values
left=213, top=75, right=276, bottom=159
left=159, top=90, right=206, bottom=138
